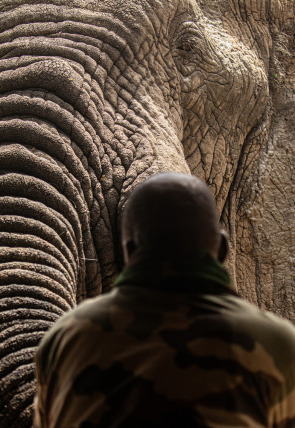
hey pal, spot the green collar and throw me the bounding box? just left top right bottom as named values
left=115, top=251, right=236, bottom=296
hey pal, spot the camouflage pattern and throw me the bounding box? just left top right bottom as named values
left=34, top=256, right=295, bottom=427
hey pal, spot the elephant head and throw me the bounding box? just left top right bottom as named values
left=0, top=0, right=293, bottom=426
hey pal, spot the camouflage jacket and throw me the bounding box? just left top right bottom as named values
left=34, top=254, right=295, bottom=427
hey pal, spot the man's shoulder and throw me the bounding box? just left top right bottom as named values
left=38, top=289, right=119, bottom=346
left=221, top=295, right=295, bottom=338
left=36, top=289, right=121, bottom=373
left=232, top=296, right=295, bottom=332
left=220, top=295, right=295, bottom=367
left=71, top=287, right=119, bottom=320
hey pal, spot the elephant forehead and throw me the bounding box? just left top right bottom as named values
left=0, top=0, right=203, bottom=42
left=0, top=0, right=180, bottom=23
left=0, top=1, right=273, bottom=53
left=0, top=1, right=182, bottom=56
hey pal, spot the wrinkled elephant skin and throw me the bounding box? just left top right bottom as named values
left=0, top=0, right=294, bottom=426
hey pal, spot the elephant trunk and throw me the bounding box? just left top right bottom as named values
left=0, top=146, right=95, bottom=426
left=0, top=94, right=109, bottom=427
left=0, top=4, right=190, bottom=427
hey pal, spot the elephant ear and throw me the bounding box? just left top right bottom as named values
left=255, top=0, right=295, bottom=316
left=269, top=0, right=295, bottom=107
left=230, top=0, right=295, bottom=320
left=196, top=0, right=295, bottom=320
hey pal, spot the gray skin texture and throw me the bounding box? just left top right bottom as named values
left=0, top=0, right=294, bottom=426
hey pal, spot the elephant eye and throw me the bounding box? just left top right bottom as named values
left=178, top=42, right=193, bottom=51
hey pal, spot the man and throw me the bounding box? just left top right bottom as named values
left=34, top=173, right=295, bottom=427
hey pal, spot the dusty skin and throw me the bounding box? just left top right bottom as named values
left=0, top=0, right=294, bottom=426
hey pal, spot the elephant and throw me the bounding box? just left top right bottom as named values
left=0, top=0, right=294, bottom=426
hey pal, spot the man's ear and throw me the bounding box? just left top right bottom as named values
left=126, top=240, right=137, bottom=257
left=218, top=230, right=229, bottom=263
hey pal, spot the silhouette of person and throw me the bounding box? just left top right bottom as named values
left=34, top=173, right=295, bottom=427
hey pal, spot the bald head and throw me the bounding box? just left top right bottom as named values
left=122, top=173, right=227, bottom=264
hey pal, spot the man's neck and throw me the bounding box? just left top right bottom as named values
left=125, top=247, right=217, bottom=270
left=115, top=248, right=235, bottom=295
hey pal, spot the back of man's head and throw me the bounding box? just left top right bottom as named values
left=122, top=173, right=226, bottom=263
